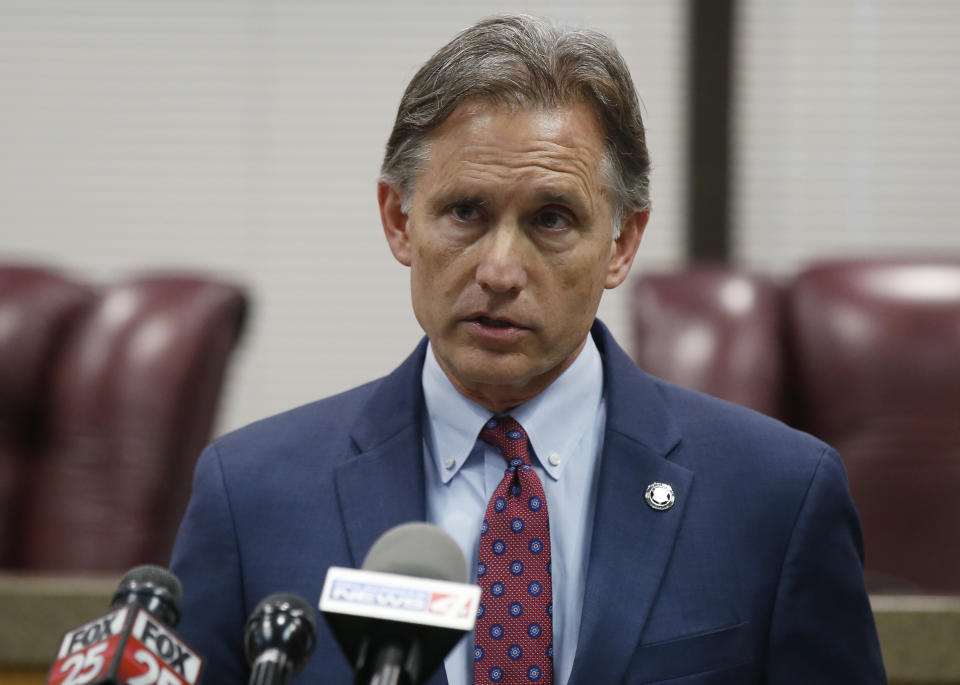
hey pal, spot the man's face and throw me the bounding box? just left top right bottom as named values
left=380, top=102, right=647, bottom=411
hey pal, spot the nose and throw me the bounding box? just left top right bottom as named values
left=475, top=224, right=527, bottom=293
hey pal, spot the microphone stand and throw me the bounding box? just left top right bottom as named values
left=358, top=637, right=421, bottom=685
left=248, top=648, right=294, bottom=685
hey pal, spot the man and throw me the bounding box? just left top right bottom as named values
left=171, top=15, right=886, bottom=685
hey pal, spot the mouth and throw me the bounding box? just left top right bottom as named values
left=474, top=315, right=517, bottom=328
left=462, top=313, right=530, bottom=342
left=467, top=313, right=525, bottom=329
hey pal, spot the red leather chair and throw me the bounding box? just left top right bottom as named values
left=789, top=258, right=960, bottom=593
left=631, top=258, right=960, bottom=592
left=0, top=267, right=93, bottom=567
left=0, top=266, right=248, bottom=572
left=632, top=265, right=785, bottom=420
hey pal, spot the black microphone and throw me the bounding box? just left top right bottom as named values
left=244, top=593, right=318, bottom=685
left=46, top=565, right=204, bottom=685
left=111, top=564, right=183, bottom=628
left=320, top=522, right=480, bottom=685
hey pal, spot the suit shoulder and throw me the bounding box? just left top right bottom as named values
left=652, top=378, right=834, bottom=475
left=649, top=380, right=853, bottom=567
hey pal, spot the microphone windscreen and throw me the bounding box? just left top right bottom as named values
left=245, top=592, right=318, bottom=676
left=360, top=522, right=466, bottom=583
left=250, top=593, right=318, bottom=634
left=111, top=564, right=184, bottom=627
left=117, top=565, right=184, bottom=603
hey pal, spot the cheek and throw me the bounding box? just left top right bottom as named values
left=555, top=255, right=607, bottom=301
left=412, top=240, right=473, bottom=287
left=409, top=240, right=443, bottom=283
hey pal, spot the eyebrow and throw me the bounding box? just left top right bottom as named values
left=426, top=190, right=487, bottom=213
left=427, top=184, right=590, bottom=217
left=533, top=188, right=590, bottom=217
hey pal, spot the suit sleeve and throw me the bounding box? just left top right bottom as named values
left=169, top=443, right=250, bottom=685
left=766, top=446, right=887, bottom=684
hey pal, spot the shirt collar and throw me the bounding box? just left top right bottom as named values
left=422, top=334, right=604, bottom=484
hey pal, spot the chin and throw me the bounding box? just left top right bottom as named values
left=459, top=362, right=528, bottom=385
left=456, top=357, right=548, bottom=391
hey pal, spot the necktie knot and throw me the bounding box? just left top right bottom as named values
left=480, top=416, right=532, bottom=468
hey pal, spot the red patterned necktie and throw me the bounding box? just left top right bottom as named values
left=473, top=416, right=553, bottom=684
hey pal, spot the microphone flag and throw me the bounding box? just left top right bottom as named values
left=47, top=605, right=203, bottom=685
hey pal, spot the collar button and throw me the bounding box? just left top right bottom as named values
left=548, top=452, right=561, bottom=466
left=443, top=457, right=455, bottom=470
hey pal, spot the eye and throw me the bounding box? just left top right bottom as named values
left=451, top=203, right=481, bottom=222
left=534, top=209, right=572, bottom=231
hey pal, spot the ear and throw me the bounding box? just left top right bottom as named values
left=378, top=182, right=412, bottom=266
left=605, top=208, right=649, bottom=289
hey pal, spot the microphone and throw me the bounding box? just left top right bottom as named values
left=320, top=522, right=481, bottom=685
left=244, top=593, right=318, bottom=685
left=46, top=565, right=203, bottom=685
left=111, top=564, right=183, bottom=627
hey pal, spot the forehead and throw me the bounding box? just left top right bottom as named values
left=416, top=101, right=609, bottom=203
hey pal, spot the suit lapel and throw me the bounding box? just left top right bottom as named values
left=334, top=339, right=430, bottom=567
left=568, top=323, right=693, bottom=685
left=333, top=338, right=450, bottom=685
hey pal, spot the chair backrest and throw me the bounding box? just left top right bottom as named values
left=789, top=258, right=960, bottom=593
left=0, top=267, right=247, bottom=571
left=631, top=266, right=785, bottom=420
left=0, top=267, right=93, bottom=566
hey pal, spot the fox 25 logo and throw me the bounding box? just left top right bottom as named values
left=50, top=608, right=127, bottom=685
left=119, top=611, right=202, bottom=685
left=49, top=608, right=201, bottom=685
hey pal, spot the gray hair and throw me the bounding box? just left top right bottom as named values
left=379, top=14, right=651, bottom=231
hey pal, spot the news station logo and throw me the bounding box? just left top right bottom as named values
left=321, top=566, right=482, bottom=633
left=330, top=580, right=474, bottom=619
left=425, top=592, right=474, bottom=619
left=48, top=608, right=128, bottom=685
left=115, top=610, right=202, bottom=685
left=47, top=607, right=202, bottom=685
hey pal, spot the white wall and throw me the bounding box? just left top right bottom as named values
left=734, top=0, right=960, bottom=272
left=0, top=1, right=687, bottom=434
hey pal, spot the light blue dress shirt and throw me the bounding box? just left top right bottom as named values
left=421, top=336, right=607, bottom=685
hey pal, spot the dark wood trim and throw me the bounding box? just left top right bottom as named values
left=687, top=0, right=735, bottom=261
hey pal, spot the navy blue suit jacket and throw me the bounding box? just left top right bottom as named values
left=170, top=322, right=886, bottom=684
